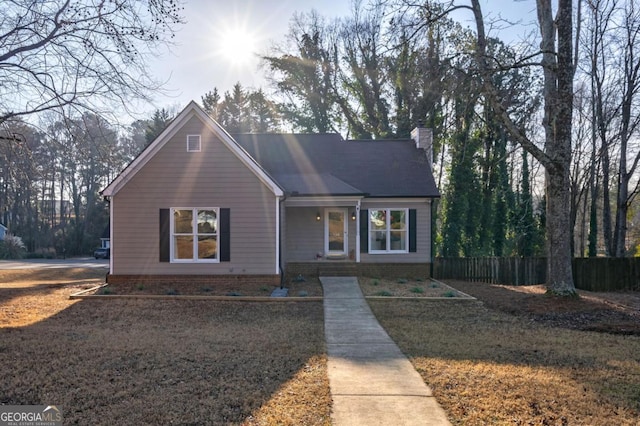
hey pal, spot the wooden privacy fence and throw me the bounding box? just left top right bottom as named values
left=433, top=257, right=640, bottom=291
left=433, top=257, right=546, bottom=286
left=573, top=257, right=640, bottom=292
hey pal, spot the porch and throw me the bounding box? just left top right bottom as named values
left=282, top=199, right=362, bottom=264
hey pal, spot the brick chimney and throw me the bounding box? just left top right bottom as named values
left=410, top=126, right=433, bottom=166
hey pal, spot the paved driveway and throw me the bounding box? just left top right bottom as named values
left=0, top=258, right=109, bottom=270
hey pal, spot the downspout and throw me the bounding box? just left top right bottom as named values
left=103, top=195, right=112, bottom=282
left=430, top=198, right=438, bottom=278
left=278, top=193, right=287, bottom=288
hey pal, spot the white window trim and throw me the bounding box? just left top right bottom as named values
left=170, top=207, right=219, bottom=263
left=368, top=208, right=409, bottom=254
left=187, top=134, right=201, bottom=152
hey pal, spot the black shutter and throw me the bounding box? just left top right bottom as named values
left=359, top=209, right=368, bottom=253
left=409, top=209, right=417, bottom=252
left=159, top=209, right=170, bottom=262
left=219, top=208, right=230, bottom=262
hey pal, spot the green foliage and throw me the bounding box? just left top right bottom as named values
left=202, top=83, right=281, bottom=133
left=262, top=23, right=337, bottom=133
left=397, top=278, right=408, bottom=284
left=515, top=150, right=540, bottom=256
left=441, top=129, right=483, bottom=257
left=434, top=37, right=544, bottom=258
left=146, top=108, right=173, bottom=144
left=375, top=290, right=393, bottom=297
left=410, top=287, right=424, bottom=294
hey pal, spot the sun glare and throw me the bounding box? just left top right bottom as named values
left=217, top=26, right=258, bottom=66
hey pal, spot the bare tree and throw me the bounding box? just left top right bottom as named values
left=466, top=0, right=577, bottom=295
left=262, top=11, right=340, bottom=133
left=0, top=0, right=184, bottom=123
left=583, top=0, right=616, bottom=256
left=611, top=0, right=640, bottom=256
left=581, top=0, right=640, bottom=257
left=337, top=3, right=392, bottom=138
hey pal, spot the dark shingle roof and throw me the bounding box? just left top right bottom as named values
left=232, top=133, right=440, bottom=198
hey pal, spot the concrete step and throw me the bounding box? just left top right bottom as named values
left=319, top=264, right=358, bottom=276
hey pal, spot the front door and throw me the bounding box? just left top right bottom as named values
left=325, top=209, right=348, bottom=257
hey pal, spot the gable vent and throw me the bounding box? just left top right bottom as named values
left=187, top=135, right=201, bottom=152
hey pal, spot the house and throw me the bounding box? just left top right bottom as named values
left=100, top=224, right=110, bottom=249
left=101, top=101, right=439, bottom=285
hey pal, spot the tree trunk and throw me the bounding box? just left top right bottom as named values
left=545, top=164, right=575, bottom=293
left=470, top=0, right=576, bottom=294
left=544, top=0, right=576, bottom=294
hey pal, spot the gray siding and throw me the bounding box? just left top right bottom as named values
left=360, top=200, right=431, bottom=263
left=284, top=201, right=430, bottom=264
left=284, top=206, right=358, bottom=262
left=284, top=207, right=324, bottom=261
left=112, top=114, right=278, bottom=275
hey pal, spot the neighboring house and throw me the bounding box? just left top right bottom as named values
left=101, top=101, right=439, bottom=285
left=0, top=223, right=7, bottom=241
left=100, top=224, right=110, bottom=249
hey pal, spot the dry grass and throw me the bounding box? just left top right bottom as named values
left=5, top=268, right=640, bottom=425
left=0, top=268, right=102, bottom=327
left=369, top=286, right=640, bottom=425
left=0, top=268, right=330, bottom=425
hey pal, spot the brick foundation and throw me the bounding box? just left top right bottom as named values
left=285, top=262, right=431, bottom=280
left=107, top=264, right=430, bottom=286
left=106, top=274, right=281, bottom=286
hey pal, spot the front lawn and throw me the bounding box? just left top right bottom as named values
left=370, top=281, right=640, bottom=425
left=3, top=268, right=639, bottom=425
left=0, top=268, right=330, bottom=425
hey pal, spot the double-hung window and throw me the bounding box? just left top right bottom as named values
left=369, top=208, right=408, bottom=253
left=171, top=208, right=218, bottom=262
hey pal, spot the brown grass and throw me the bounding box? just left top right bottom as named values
left=0, top=268, right=102, bottom=327
left=0, top=268, right=330, bottom=425
left=369, top=282, right=640, bottom=426
left=4, top=268, right=640, bottom=425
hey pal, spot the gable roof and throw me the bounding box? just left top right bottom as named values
left=232, top=133, right=440, bottom=198
left=101, top=101, right=283, bottom=197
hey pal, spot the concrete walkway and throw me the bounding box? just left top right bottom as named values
left=321, top=276, right=451, bottom=426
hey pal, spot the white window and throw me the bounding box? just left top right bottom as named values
left=187, top=134, right=201, bottom=152
left=171, top=208, right=218, bottom=262
left=369, top=209, right=408, bottom=253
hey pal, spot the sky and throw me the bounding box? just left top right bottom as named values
left=146, top=0, right=537, bottom=115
